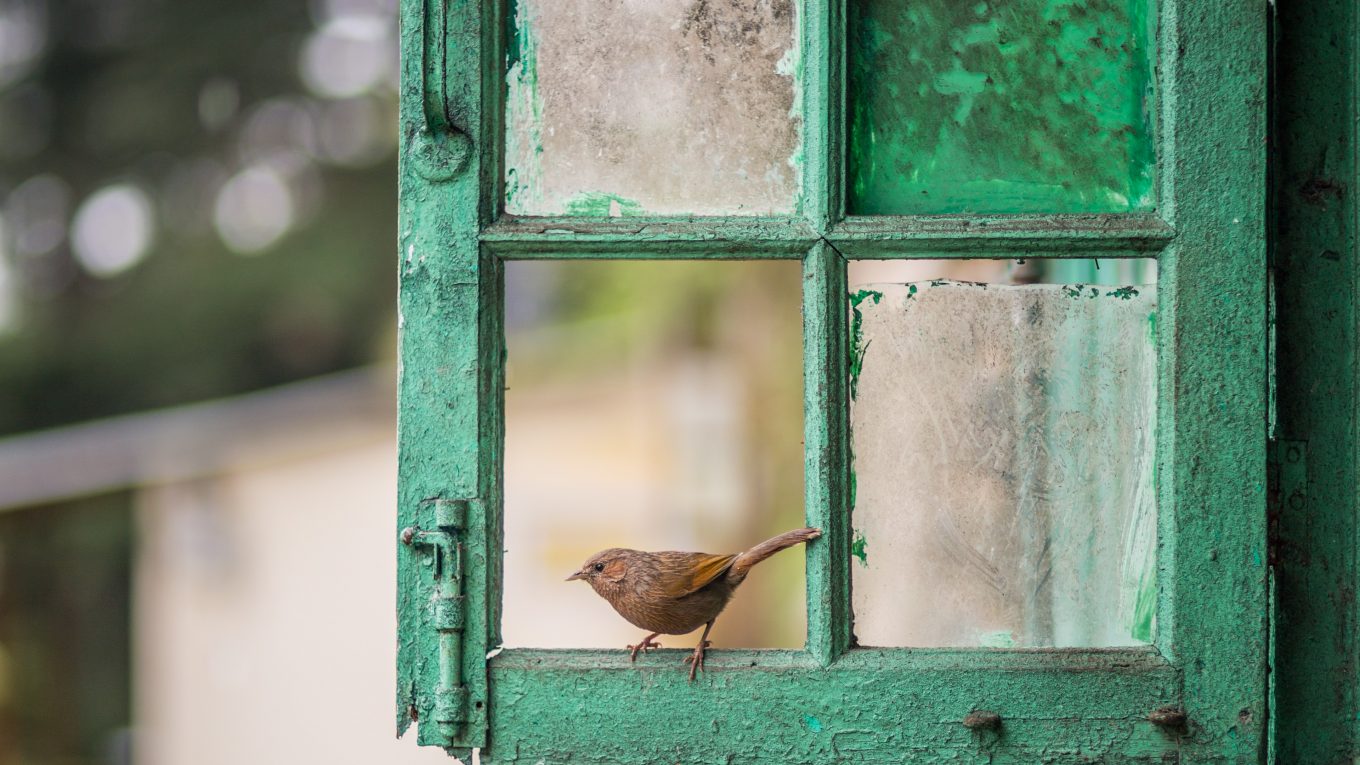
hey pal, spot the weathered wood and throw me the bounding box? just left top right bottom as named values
left=488, top=648, right=1182, bottom=763
left=1271, top=0, right=1359, bottom=761
left=1158, top=2, right=1269, bottom=762
left=397, top=0, right=1270, bottom=761
left=396, top=0, right=493, bottom=750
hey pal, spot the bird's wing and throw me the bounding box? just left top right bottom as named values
left=661, top=553, right=738, bottom=598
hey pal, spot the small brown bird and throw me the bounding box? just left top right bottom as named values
left=566, top=526, right=821, bottom=681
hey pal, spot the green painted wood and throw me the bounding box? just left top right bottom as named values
left=846, top=0, right=1157, bottom=215
left=397, top=0, right=1270, bottom=761
left=1156, top=2, right=1268, bottom=761
left=488, top=648, right=1182, bottom=763
left=830, top=213, right=1174, bottom=257
left=481, top=218, right=818, bottom=257
left=1271, top=0, right=1359, bottom=761
left=802, top=0, right=840, bottom=230
left=802, top=243, right=852, bottom=664
left=396, top=0, right=495, bottom=751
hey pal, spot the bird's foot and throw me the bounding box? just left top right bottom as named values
left=684, top=640, right=713, bottom=682
left=628, top=638, right=662, bottom=662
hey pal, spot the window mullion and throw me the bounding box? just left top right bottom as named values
left=802, top=0, right=843, bottom=232
left=803, top=242, right=852, bottom=665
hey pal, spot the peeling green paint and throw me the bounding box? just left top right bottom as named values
left=1129, top=559, right=1156, bottom=643
left=850, top=532, right=868, bottom=566
left=847, top=289, right=883, bottom=403
left=802, top=714, right=823, bottom=733
left=503, top=0, right=541, bottom=212
left=1106, top=285, right=1140, bottom=300
left=847, top=0, right=1156, bottom=214
left=563, top=192, right=644, bottom=217
left=978, top=630, right=1016, bottom=649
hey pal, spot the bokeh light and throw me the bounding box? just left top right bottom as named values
left=71, top=184, right=156, bottom=278
left=0, top=1, right=47, bottom=90
left=213, top=165, right=294, bottom=255
left=298, top=16, right=395, bottom=99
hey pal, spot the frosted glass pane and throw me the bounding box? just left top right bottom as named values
left=850, top=281, right=1157, bottom=647
left=505, top=0, right=799, bottom=216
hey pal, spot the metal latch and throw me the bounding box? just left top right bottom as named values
left=401, top=498, right=476, bottom=744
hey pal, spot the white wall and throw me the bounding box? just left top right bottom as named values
left=133, top=434, right=449, bottom=765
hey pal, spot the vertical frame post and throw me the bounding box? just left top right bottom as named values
left=396, top=0, right=492, bottom=753
left=803, top=243, right=852, bottom=665
left=1162, top=1, right=1269, bottom=761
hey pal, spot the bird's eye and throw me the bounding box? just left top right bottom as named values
left=593, top=562, right=604, bottom=572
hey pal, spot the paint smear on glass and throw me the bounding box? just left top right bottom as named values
left=848, top=0, right=1156, bottom=214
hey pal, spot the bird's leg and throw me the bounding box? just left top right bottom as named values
left=684, top=620, right=716, bottom=682
left=627, top=632, right=663, bottom=662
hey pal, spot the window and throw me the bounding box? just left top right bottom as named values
left=397, top=0, right=1268, bottom=760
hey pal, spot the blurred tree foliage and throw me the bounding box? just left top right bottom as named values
left=0, top=0, right=398, bottom=435
left=0, top=495, right=131, bottom=765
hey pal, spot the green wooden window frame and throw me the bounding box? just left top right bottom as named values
left=396, top=1, right=1268, bottom=761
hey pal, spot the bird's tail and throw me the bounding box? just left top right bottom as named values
left=727, top=527, right=821, bottom=585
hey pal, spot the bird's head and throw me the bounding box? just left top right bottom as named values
left=566, top=548, right=632, bottom=592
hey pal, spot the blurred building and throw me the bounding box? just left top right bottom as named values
left=0, top=369, right=449, bottom=765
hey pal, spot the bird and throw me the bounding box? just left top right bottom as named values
left=566, top=526, right=821, bottom=681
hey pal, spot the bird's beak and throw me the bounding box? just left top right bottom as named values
left=565, top=569, right=585, bottom=582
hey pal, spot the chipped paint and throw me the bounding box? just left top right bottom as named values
left=850, top=532, right=868, bottom=566
left=847, top=289, right=883, bottom=403
left=563, top=192, right=643, bottom=217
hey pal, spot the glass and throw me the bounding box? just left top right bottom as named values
left=847, top=0, right=1156, bottom=214
left=502, top=260, right=805, bottom=648
left=504, top=0, right=801, bottom=216
left=849, top=262, right=1157, bottom=647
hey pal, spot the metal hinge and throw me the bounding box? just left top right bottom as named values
left=400, top=498, right=477, bottom=745
left=1266, top=440, right=1306, bottom=567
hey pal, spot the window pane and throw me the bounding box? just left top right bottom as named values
left=847, top=0, right=1155, bottom=214
left=503, top=261, right=805, bottom=648
left=505, top=0, right=800, bottom=216
left=849, top=261, right=1157, bottom=647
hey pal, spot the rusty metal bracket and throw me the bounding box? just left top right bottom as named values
left=401, top=497, right=478, bottom=745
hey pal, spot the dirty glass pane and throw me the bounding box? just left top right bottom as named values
left=847, top=0, right=1156, bottom=214
left=849, top=276, right=1157, bottom=647
left=504, top=0, right=800, bottom=216
left=502, top=261, right=805, bottom=648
